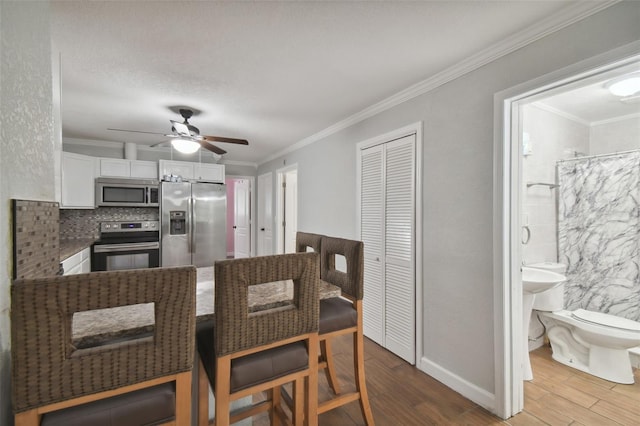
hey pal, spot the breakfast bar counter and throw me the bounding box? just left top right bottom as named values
left=72, top=266, right=341, bottom=348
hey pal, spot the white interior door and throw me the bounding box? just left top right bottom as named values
left=284, top=170, right=298, bottom=253
left=233, top=179, right=250, bottom=258
left=257, top=173, right=273, bottom=256
left=361, top=144, right=385, bottom=346
left=360, top=134, right=416, bottom=364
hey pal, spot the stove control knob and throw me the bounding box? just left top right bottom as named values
left=105, top=224, right=110, bottom=229
left=144, top=223, right=148, bottom=228
left=151, top=223, right=156, bottom=228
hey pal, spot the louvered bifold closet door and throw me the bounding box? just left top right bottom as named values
left=361, top=144, right=385, bottom=346
left=384, top=135, right=415, bottom=364
left=360, top=134, right=415, bottom=364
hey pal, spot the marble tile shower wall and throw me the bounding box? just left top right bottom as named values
left=558, top=150, right=640, bottom=322
left=59, top=208, right=159, bottom=239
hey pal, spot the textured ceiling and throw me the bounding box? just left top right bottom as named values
left=51, top=1, right=598, bottom=164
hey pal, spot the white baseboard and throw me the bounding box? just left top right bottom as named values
left=419, top=356, right=496, bottom=413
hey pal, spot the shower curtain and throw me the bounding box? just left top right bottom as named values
left=557, top=150, right=640, bottom=322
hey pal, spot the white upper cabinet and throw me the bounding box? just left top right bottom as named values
left=99, top=158, right=129, bottom=177
left=61, top=152, right=95, bottom=209
left=130, top=160, right=158, bottom=179
left=195, top=163, right=225, bottom=183
left=159, top=160, right=224, bottom=183
left=99, top=158, right=158, bottom=179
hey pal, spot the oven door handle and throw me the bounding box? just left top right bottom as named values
left=93, top=242, right=160, bottom=253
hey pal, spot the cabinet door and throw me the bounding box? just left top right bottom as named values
left=100, top=158, right=130, bottom=177
left=194, top=163, right=225, bottom=183
left=61, top=152, right=95, bottom=209
left=159, top=160, right=194, bottom=180
left=130, top=160, right=158, bottom=179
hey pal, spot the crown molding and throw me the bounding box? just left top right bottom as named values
left=220, top=159, right=258, bottom=169
left=260, top=0, right=618, bottom=165
left=591, top=111, right=640, bottom=127
left=531, top=102, right=591, bottom=126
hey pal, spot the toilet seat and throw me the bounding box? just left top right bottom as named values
left=571, top=309, right=640, bottom=332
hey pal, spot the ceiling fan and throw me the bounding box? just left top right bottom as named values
left=108, top=108, right=248, bottom=155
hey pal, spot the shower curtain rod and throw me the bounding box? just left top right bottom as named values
left=557, top=148, right=640, bottom=163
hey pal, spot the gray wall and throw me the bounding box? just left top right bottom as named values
left=258, top=2, right=640, bottom=398
left=0, top=2, right=57, bottom=424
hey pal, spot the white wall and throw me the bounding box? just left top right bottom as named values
left=590, top=115, right=640, bottom=154
left=521, top=104, right=589, bottom=265
left=0, top=2, right=57, bottom=424
left=258, top=2, right=640, bottom=407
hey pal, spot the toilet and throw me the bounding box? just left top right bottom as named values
left=528, top=262, right=640, bottom=384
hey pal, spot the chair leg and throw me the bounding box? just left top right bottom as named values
left=353, top=329, right=374, bottom=426
left=320, top=338, right=341, bottom=395
left=292, top=378, right=305, bottom=425
left=175, top=371, right=192, bottom=426
left=271, top=386, right=282, bottom=426
left=14, top=410, right=39, bottom=426
left=198, top=357, right=210, bottom=426
left=306, top=333, right=319, bottom=426
left=214, top=357, right=232, bottom=426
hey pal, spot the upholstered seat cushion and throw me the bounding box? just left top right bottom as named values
left=196, top=320, right=309, bottom=393
left=319, top=297, right=357, bottom=334
left=40, top=382, right=175, bottom=426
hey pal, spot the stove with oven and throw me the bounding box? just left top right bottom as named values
left=91, top=221, right=160, bottom=271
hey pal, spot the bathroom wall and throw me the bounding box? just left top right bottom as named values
left=589, top=115, right=640, bottom=154
left=558, top=151, right=640, bottom=322
left=521, top=104, right=589, bottom=265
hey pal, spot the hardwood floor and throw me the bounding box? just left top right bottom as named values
left=250, top=335, right=639, bottom=425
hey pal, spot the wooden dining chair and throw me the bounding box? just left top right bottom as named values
left=11, top=266, right=197, bottom=426
left=196, top=253, right=320, bottom=426
left=295, top=233, right=374, bottom=425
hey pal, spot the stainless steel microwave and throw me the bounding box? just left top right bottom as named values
left=95, top=178, right=159, bottom=207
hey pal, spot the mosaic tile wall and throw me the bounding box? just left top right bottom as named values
left=60, top=207, right=159, bottom=239
left=12, top=200, right=60, bottom=279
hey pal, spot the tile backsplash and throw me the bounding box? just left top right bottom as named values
left=60, top=207, right=159, bottom=239
left=13, top=200, right=60, bottom=279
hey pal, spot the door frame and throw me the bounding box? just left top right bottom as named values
left=492, top=42, right=640, bottom=419
left=257, top=172, right=274, bottom=256
left=355, top=121, right=423, bottom=367
left=226, top=175, right=256, bottom=257
left=275, top=163, right=298, bottom=254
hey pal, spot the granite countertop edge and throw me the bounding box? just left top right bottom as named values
left=59, top=238, right=98, bottom=261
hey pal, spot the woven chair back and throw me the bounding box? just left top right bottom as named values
left=214, top=253, right=320, bottom=357
left=320, top=236, right=364, bottom=301
left=11, top=266, right=196, bottom=413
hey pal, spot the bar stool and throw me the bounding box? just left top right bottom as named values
left=11, top=267, right=197, bottom=426
left=196, top=253, right=320, bottom=426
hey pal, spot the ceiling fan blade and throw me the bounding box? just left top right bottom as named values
left=150, top=141, right=170, bottom=148
left=108, top=128, right=168, bottom=136
left=202, top=135, right=249, bottom=145
left=199, top=141, right=227, bottom=155
left=170, top=120, right=191, bottom=136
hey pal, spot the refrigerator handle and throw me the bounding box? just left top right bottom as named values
left=187, top=197, right=193, bottom=253
left=191, top=197, right=197, bottom=254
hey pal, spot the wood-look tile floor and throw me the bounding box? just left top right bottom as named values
left=251, top=335, right=639, bottom=425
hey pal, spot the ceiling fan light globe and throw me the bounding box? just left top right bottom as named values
left=171, top=138, right=200, bottom=154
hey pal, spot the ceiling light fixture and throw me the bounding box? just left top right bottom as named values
left=171, top=138, right=200, bottom=154
left=606, top=73, right=640, bottom=97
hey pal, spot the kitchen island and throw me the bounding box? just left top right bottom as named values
left=72, top=266, right=341, bottom=348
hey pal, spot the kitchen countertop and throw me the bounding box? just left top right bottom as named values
left=72, top=266, right=341, bottom=348
left=59, top=238, right=97, bottom=261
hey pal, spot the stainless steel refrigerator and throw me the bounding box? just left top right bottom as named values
left=160, top=181, right=227, bottom=267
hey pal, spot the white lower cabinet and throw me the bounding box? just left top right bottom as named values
left=62, top=247, right=91, bottom=275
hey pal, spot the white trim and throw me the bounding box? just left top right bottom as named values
left=493, top=42, right=640, bottom=419
left=530, top=102, right=591, bottom=126
left=260, top=1, right=616, bottom=166
left=226, top=174, right=257, bottom=257
left=419, top=356, right=496, bottom=413
left=355, top=121, right=423, bottom=367
left=275, top=163, right=298, bottom=254
left=591, top=111, right=640, bottom=127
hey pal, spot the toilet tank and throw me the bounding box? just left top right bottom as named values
left=527, top=262, right=567, bottom=311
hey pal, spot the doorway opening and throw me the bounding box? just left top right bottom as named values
left=495, top=47, right=639, bottom=418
